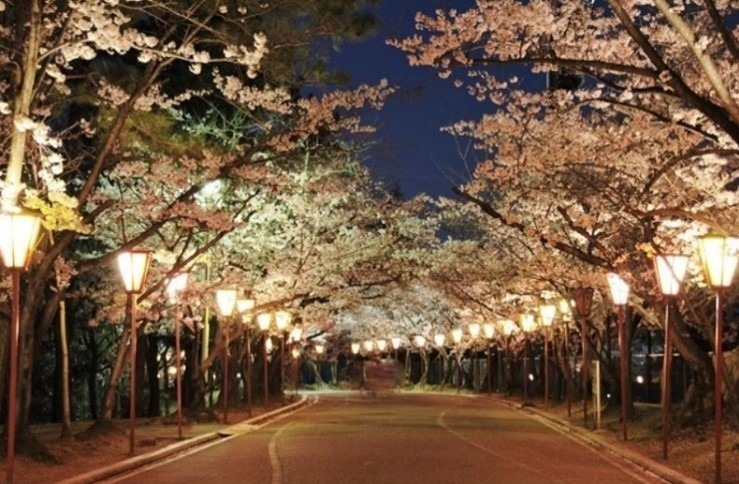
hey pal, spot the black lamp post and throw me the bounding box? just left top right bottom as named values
left=0, top=210, right=41, bottom=483
left=697, top=234, right=738, bottom=484
left=654, top=254, right=688, bottom=457
left=606, top=272, right=631, bottom=442
left=572, top=287, right=593, bottom=427
left=117, top=249, right=152, bottom=455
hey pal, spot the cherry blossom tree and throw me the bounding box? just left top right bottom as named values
left=392, top=0, right=739, bottom=418
left=1, top=0, right=395, bottom=454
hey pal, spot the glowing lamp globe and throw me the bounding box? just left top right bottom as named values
left=0, top=210, right=41, bottom=270
left=539, top=304, right=556, bottom=327
left=698, top=234, right=739, bottom=289
left=606, top=273, right=630, bottom=306
left=257, top=313, right=272, bottom=331
left=117, top=250, right=152, bottom=294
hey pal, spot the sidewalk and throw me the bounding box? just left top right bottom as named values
left=61, top=395, right=311, bottom=484
left=3, top=396, right=310, bottom=484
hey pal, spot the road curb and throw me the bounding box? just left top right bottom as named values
left=60, top=395, right=310, bottom=484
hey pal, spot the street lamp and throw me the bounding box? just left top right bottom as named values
left=291, top=346, right=301, bottom=396
left=166, top=273, right=188, bottom=440
left=539, top=304, right=556, bottom=408
left=116, top=249, right=152, bottom=455
left=434, top=333, right=446, bottom=347
left=654, top=254, right=689, bottom=457
left=376, top=339, right=387, bottom=354
left=257, top=312, right=272, bottom=407
left=237, top=298, right=256, bottom=417
left=606, top=272, right=631, bottom=442
left=501, top=320, right=516, bottom=395
left=215, top=288, right=237, bottom=424
left=451, top=328, right=463, bottom=393
left=572, top=287, right=594, bottom=427
left=275, top=310, right=291, bottom=395
left=0, top=209, right=41, bottom=483
left=484, top=323, right=495, bottom=396
left=559, top=299, right=574, bottom=418
left=391, top=337, right=401, bottom=360
left=697, top=234, right=739, bottom=484
left=351, top=342, right=361, bottom=355
left=520, top=313, right=536, bottom=405
left=363, top=339, right=374, bottom=353
left=468, top=323, right=482, bottom=391
left=290, top=325, right=303, bottom=393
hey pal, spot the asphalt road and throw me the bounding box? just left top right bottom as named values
left=111, top=393, right=665, bottom=484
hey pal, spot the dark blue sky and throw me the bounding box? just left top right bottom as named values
left=330, top=0, right=485, bottom=199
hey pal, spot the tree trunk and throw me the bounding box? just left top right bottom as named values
left=100, top=326, right=131, bottom=421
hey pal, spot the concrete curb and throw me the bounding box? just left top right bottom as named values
left=60, top=395, right=311, bottom=484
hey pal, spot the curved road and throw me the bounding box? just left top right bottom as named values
left=111, top=393, right=664, bottom=484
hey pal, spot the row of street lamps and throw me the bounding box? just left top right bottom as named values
left=601, top=236, right=736, bottom=484
left=0, top=206, right=734, bottom=484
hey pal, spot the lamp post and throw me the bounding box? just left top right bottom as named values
left=257, top=312, right=272, bottom=407
left=166, top=273, right=188, bottom=440
left=654, top=254, right=689, bottom=457
left=606, top=272, right=631, bottom=442
left=413, top=335, right=426, bottom=387
left=434, top=334, right=446, bottom=389
left=484, top=323, right=495, bottom=396
left=290, top=325, right=303, bottom=394
left=520, top=314, right=536, bottom=405
left=237, top=298, right=256, bottom=417
left=697, top=234, right=738, bottom=484
left=391, top=337, right=401, bottom=360
left=315, top=343, right=325, bottom=386
left=291, top=346, right=301, bottom=396
left=376, top=339, right=387, bottom=357
left=469, top=323, right=481, bottom=391
left=572, top=287, right=594, bottom=427
left=275, top=310, right=291, bottom=397
left=0, top=210, right=41, bottom=483
left=215, top=289, right=237, bottom=424
left=559, top=299, right=574, bottom=418
left=539, top=305, right=556, bottom=408
left=363, top=339, right=374, bottom=353
left=117, top=249, right=152, bottom=455
left=451, top=328, right=463, bottom=393
left=502, top=320, right=515, bottom=394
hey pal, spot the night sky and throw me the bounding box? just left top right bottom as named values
left=330, top=0, right=486, bottom=199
